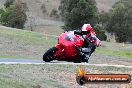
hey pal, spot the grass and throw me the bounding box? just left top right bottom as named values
left=0, top=79, right=30, bottom=88
left=96, top=47, right=132, bottom=59
left=0, top=26, right=57, bottom=60
left=96, top=41, right=132, bottom=59
left=0, top=27, right=57, bottom=46
left=0, top=26, right=132, bottom=60
left=0, top=64, right=70, bottom=88
left=0, top=64, right=131, bottom=88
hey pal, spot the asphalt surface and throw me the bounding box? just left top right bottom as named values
left=0, top=58, right=42, bottom=63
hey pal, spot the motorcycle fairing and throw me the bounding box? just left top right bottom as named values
left=54, top=32, right=84, bottom=60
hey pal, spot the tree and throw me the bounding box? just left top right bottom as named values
left=58, top=0, right=69, bottom=20
left=107, top=2, right=129, bottom=43
left=0, top=0, right=27, bottom=29
left=11, top=1, right=27, bottom=29
left=99, top=11, right=111, bottom=28
left=93, top=24, right=107, bottom=41
left=50, top=8, right=59, bottom=19
left=41, top=4, right=47, bottom=14
left=115, top=0, right=132, bottom=23
left=98, top=0, right=132, bottom=43
left=0, top=6, right=14, bottom=27
left=119, top=0, right=132, bottom=43
left=4, top=0, right=14, bottom=8
left=59, top=0, right=98, bottom=30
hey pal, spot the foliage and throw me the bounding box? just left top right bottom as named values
left=4, top=0, right=14, bottom=8
left=93, top=24, right=107, bottom=41
left=58, top=0, right=68, bottom=20
left=99, top=11, right=111, bottom=28
left=41, top=4, right=47, bottom=14
left=59, top=0, right=98, bottom=30
left=0, top=6, right=14, bottom=27
left=107, top=2, right=130, bottom=43
left=50, top=8, right=59, bottom=19
left=119, top=0, right=132, bottom=43
left=0, top=0, right=27, bottom=29
left=97, top=0, right=132, bottom=43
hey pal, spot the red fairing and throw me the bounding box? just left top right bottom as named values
left=58, top=32, right=84, bottom=46
left=54, top=32, right=84, bottom=60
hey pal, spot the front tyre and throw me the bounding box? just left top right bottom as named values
left=43, top=47, right=57, bottom=62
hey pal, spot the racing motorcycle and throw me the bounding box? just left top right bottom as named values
left=43, top=30, right=96, bottom=63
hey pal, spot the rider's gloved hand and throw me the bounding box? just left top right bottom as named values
left=74, top=30, right=82, bottom=35
left=96, top=38, right=101, bottom=47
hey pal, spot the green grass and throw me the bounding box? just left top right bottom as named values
left=95, top=41, right=132, bottom=58
left=0, top=79, right=30, bottom=88
left=0, top=27, right=57, bottom=46
left=96, top=47, right=132, bottom=59
left=0, top=26, right=132, bottom=60
left=0, top=64, right=131, bottom=88
left=0, top=26, right=58, bottom=59
left=0, top=64, right=70, bottom=88
left=96, top=44, right=132, bottom=58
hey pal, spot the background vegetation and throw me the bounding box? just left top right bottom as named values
left=59, top=0, right=98, bottom=30
left=0, top=0, right=131, bottom=43
left=100, top=0, right=132, bottom=43
left=59, top=0, right=132, bottom=43
left=0, top=0, right=27, bottom=29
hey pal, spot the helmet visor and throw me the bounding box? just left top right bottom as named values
left=82, top=30, right=90, bottom=35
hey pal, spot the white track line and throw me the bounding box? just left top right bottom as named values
left=0, top=62, right=132, bottom=68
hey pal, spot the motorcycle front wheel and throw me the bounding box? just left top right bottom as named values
left=43, top=47, right=57, bottom=62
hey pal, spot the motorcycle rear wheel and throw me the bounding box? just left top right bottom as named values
left=43, top=47, right=57, bottom=62
left=74, top=59, right=82, bottom=63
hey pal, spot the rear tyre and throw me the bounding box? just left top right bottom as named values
left=74, top=58, right=82, bottom=63
left=43, top=47, right=57, bottom=62
left=82, top=58, right=89, bottom=63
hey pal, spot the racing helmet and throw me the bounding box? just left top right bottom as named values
left=81, top=24, right=93, bottom=35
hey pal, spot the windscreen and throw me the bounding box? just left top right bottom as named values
left=65, top=33, right=76, bottom=41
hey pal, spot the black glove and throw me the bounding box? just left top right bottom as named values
left=74, top=30, right=82, bottom=35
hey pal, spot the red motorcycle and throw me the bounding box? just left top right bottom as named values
left=43, top=30, right=96, bottom=63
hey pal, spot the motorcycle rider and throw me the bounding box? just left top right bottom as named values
left=81, top=24, right=101, bottom=47
left=74, top=24, right=101, bottom=61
